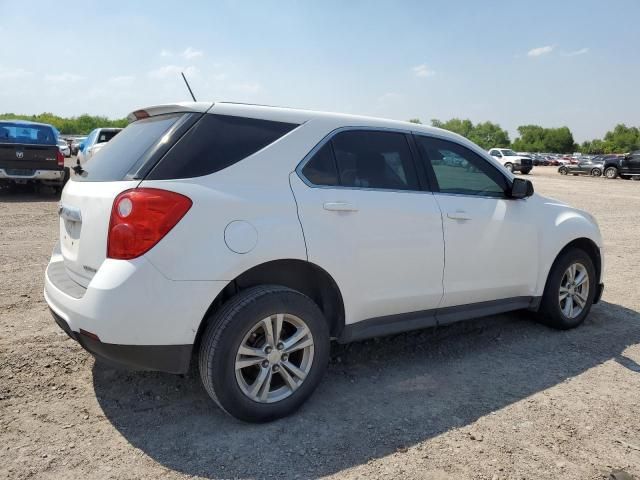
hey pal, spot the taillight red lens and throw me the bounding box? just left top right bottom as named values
left=56, top=149, right=64, bottom=167
left=107, top=188, right=192, bottom=260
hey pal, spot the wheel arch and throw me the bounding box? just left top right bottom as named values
left=540, top=237, right=602, bottom=304
left=194, top=259, right=346, bottom=351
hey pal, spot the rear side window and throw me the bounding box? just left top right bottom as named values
left=147, top=114, right=298, bottom=180
left=0, top=122, right=57, bottom=145
left=301, top=130, right=419, bottom=191
left=74, top=113, right=185, bottom=182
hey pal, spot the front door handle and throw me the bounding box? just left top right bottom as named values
left=323, top=202, right=358, bottom=212
left=447, top=210, right=472, bottom=221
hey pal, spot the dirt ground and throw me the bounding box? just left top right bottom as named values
left=1, top=166, right=639, bottom=480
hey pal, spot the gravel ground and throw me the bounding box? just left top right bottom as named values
left=1, top=166, right=639, bottom=480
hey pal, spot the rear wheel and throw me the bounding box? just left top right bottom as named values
left=604, top=166, right=618, bottom=179
left=537, top=248, right=596, bottom=329
left=559, top=167, right=568, bottom=175
left=591, top=168, right=602, bottom=177
left=199, top=285, right=330, bottom=422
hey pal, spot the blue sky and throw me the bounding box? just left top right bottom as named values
left=1, top=0, right=638, bottom=142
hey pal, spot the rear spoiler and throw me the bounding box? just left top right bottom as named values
left=127, top=102, right=214, bottom=122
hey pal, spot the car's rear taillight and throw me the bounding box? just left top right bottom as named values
left=56, top=149, right=64, bottom=167
left=107, top=188, right=192, bottom=260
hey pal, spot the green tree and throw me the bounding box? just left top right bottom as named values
left=430, top=118, right=510, bottom=149
left=512, top=125, right=576, bottom=153
left=408, top=118, right=422, bottom=124
left=0, top=112, right=128, bottom=134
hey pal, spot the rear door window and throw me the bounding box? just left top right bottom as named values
left=301, top=129, right=419, bottom=191
left=147, top=114, right=299, bottom=180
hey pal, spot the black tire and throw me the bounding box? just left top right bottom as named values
left=537, top=248, right=596, bottom=330
left=521, top=169, right=531, bottom=175
left=591, top=168, right=602, bottom=177
left=198, top=285, right=330, bottom=423
left=559, top=167, right=568, bottom=175
left=604, top=166, right=618, bottom=179
left=504, top=163, right=513, bottom=173
left=62, top=167, right=70, bottom=187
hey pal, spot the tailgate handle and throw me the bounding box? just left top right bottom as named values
left=58, top=204, right=82, bottom=222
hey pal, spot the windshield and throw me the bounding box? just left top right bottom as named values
left=0, top=122, right=57, bottom=145
left=500, top=149, right=517, bottom=156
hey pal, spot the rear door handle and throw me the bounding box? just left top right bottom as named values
left=447, top=210, right=472, bottom=221
left=323, top=202, right=358, bottom=212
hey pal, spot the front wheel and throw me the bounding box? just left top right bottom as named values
left=559, top=167, right=568, bottom=175
left=537, top=248, right=596, bottom=329
left=199, top=285, right=330, bottom=422
left=504, top=163, right=514, bottom=173
left=604, top=166, right=618, bottom=179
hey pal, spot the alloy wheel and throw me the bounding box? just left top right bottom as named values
left=558, top=262, right=589, bottom=319
left=235, top=313, right=314, bottom=403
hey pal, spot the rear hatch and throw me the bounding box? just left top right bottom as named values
left=58, top=106, right=209, bottom=287
left=0, top=121, right=60, bottom=174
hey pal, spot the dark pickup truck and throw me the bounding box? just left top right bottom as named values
left=602, top=152, right=640, bottom=179
left=0, top=120, right=70, bottom=191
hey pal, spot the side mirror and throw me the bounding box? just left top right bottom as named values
left=510, top=178, right=534, bottom=199
left=78, top=143, right=85, bottom=151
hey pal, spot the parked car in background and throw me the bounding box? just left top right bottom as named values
left=77, top=128, right=122, bottom=164
left=558, top=157, right=604, bottom=177
left=0, top=120, right=69, bottom=191
left=58, top=138, right=71, bottom=158
left=488, top=148, right=533, bottom=174
left=602, top=152, right=640, bottom=179
left=71, top=137, right=86, bottom=156
left=45, top=102, right=604, bottom=422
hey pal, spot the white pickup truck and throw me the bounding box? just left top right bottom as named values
left=488, top=148, right=533, bottom=174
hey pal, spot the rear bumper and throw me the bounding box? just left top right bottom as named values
left=0, top=168, right=64, bottom=182
left=51, top=308, right=192, bottom=373
left=44, top=242, right=227, bottom=373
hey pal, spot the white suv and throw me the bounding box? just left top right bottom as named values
left=45, top=102, right=604, bottom=422
left=488, top=148, right=533, bottom=174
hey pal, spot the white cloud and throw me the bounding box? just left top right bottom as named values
left=147, top=65, right=199, bottom=79
left=107, top=75, right=135, bottom=86
left=0, top=66, right=31, bottom=80
left=412, top=64, right=435, bottom=78
left=182, top=47, right=203, bottom=60
left=527, top=45, right=554, bottom=57
left=45, top=73, right=84, bottom=82
left=160, top=49, right=172, bottom=57
left=231, top=82, right=263, bottom=95
left=563, top=48, right=589, bottom=57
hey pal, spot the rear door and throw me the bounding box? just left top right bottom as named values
left=291, top=129, right=444, bottom=324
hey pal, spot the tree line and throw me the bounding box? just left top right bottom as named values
left=409, top=118, right=639, bottom=154
left=0, top=112, right=128, bottom=135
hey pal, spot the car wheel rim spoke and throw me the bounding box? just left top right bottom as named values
left=235, top=313, right=315, bottom=403
left=558, top=262, right=589, bottom=319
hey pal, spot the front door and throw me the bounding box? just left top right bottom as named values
left=414, top=135, right=539, bottom=308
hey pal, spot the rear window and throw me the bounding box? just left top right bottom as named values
left=74, top=113, right=186, bottom=182
left=146, top=114, right=298, bottom=180
left=0, top=122, right=57, bottom=145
